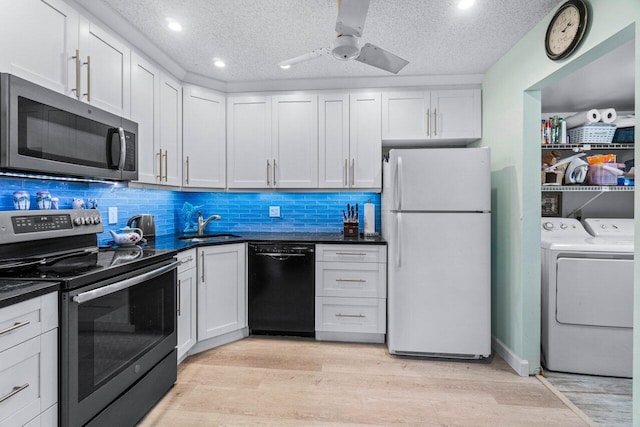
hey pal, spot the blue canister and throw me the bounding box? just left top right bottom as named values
left=13, top=191, right=30, bottom=210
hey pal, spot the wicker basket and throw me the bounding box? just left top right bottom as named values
left=568, top=123, right=617, bottom=143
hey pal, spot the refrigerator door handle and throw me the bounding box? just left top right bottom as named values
left=395, top=156, right=403, bottom=211
left=396, top=213, right=402, bottom=268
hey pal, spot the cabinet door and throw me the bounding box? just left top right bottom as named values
left=272, top=94, right=318, bottom=188
left=431, top=89, right=481, bottom=140
left=382, top=91, right=430, bottom=140
left=197, top=244, right=246, bottom=341
left=350, top=92, right=382, bottom=189
left=177, top=266, right=197, bottom=362
left=227, top=96, right=272, bottom=189
left=0, top=0, right=79, bottom=97
left=79, top=20, right=131, bottom=117
left=319, top=93, right=350, bottom=188
left=183, top=86, right=226, bottom=188
left=131, top=52, right=160, bottom=184
left=159, top=73, right=182, bottom=186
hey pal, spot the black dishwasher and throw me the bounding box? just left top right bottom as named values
left=248, top=243, right=315, bottom=337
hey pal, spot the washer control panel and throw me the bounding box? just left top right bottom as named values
left=541, top=218, right=590, bottom=237
left=582, top=218, right=634, bottom=238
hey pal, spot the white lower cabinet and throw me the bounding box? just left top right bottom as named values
left=315, top=244, right=387, bottom=343
left=0, top=292, right=58, bottom=427
left=197, top=244, right=247, bottom=341
left=177, top=249, right=197, bottom=363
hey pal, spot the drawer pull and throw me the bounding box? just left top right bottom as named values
left=0, top=383, right=29, bottom=404
left=335, top=252, right=367, bottom=256
left=336, top=279, right=366, bottom=283
left=336, top=313, right=365, bottom=318
left=0, top=320, right=30, bottom=336
left=179, top=256, right=193, bottom=265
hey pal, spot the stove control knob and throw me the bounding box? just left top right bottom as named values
left=73, top=217, right=84, bottom=226
left=93, top=216, right=102, bottom=224
left=543, top=222, right=554, bottom=231
left=84, top=217, right=94, bottom=225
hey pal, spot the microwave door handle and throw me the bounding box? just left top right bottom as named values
left=72, top=261, right=179, bottom=304
left=117, top=127, right=126, bottom=170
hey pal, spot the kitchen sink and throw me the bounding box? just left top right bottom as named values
left=178, top=234, right=241, bottom=242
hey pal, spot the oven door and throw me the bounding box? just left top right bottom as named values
left=61, top=259, right=178, bottom=427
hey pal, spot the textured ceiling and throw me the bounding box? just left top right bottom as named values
left=87, top=0, right=563, bottom=83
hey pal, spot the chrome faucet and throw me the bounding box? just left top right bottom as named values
left=197, top=211, right=222, bottom=235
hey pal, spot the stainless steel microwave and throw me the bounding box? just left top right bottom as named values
left=0, top=74, right=138, bottom=181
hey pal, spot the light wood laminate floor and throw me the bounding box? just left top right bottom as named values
left=140, top=337, right=588, bottom=426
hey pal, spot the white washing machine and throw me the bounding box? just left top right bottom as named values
left=541, top=217, right=633, bottom=377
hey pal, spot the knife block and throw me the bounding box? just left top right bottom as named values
left=343, top=222, right=358, bottom=237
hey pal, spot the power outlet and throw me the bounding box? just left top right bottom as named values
left=269, top=206, right=281, bottom=218
left=108, top=207, right=118, bottom=224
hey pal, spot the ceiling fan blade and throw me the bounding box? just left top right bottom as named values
left=278, top=47, right=331, bottom=68
left=355, top=43, right=409, bottom=74
left=335, top=0, right=370, bottom=37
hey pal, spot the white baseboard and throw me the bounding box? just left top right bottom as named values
left=315, top=331, right=385, bottom=343
left=189, top=328, right=249, bottom=356
left=492, top=335, right=530, bottom=377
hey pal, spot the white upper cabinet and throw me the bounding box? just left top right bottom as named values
left=183, top=86, right=226, bottom=189
left=319, top=93, right=350, bottom=188
left=382, top=89, right=481, bottom=144
left=350, top=92, right=382, bottom=189
left=227, top=96, right=273, bottom=189
left=0, top=0, right=79, bottom=96
left=159, top=73, right=182, bottom=186
left=0, top=1, right=131, bottom=117
left=272, top=94, right=318, bottom=188
left=78, top=19, right=131, bottom=117
left=130, top=52, right=160, bottom=185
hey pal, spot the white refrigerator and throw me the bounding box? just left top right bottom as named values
left=382, top=147, right=491, bottom=358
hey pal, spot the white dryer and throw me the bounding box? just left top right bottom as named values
left=541, top=217, right=633, bottom=377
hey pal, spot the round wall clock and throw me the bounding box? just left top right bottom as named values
left=545, top=0, right=589, bottom=61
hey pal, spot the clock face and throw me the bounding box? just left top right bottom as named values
left=545, top=0, right=588, bottom=60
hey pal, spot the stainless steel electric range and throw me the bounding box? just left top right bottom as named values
left=0, top=210, right=178, bottom=427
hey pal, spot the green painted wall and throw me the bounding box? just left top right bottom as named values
left=481, top=0, right=639, bottom=411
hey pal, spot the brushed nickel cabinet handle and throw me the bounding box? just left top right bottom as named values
left=335, top=313, right=365, bottom=318
left=83, top=56, right=91, bottom=101
left=0, top=384, right=29, bottom=404
left=273, top=159, right=277, bottom=186
left=157, top=150, right=163, bottom=180
left=344, top=159, right=348, bottom=187
left=335, top=279, right=367, bottom=283
left=72, top=49, right=81, bottom=99
left=350, top=158, right=355, bottom=187
left=426, top=108, right=430, bottom=136
left=0, top=320, right=30, bottom=336
left=335, top=252, right=367, bottom=256
left=201, top=252, right=205, bottom=282
left=177, top=279, right=181, bottom=316
left=185, top=156, right=190, bottom=184
left=266, top=160, right=270, bottom=186
left=163, top=149, right=168, bottom=181
left=433, top=108, right=438, bottom=136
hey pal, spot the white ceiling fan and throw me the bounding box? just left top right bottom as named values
left=278, top=0, right=409, bottom=74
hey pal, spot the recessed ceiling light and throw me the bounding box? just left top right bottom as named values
left=213, top=59, right=226, bottom=68
left=166, top=18, right=182, bottom=32
left=458, top=0, right=475, bottom=9
left=279, top=64, right=291, bottom=70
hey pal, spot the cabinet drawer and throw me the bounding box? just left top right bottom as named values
left=177, top=249, right=197, bottom=273
left=316, top=262, right=386, bottom=298
left=316, top=244, right=386, bottom=263
left=315, top=297, right=385, bottom=334
left=0, top=293, right=57, bottom=353
left=0, top=329, right=57, bottom=427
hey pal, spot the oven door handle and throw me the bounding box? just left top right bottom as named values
left=72, top=261, right=179, bottom=304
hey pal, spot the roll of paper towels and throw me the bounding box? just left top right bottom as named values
left=565, top=109, right=601, bottom=129
left=599, top=108, right=617, bottom=123
left=364, top=201, right=375, bottom=235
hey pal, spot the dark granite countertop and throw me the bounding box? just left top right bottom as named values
left=0, top=280, right=60, bottom=309
left=147, top=232, right=386, bottom=252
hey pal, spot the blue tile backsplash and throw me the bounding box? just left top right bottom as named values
left=0, top=178, right=381, bottom=244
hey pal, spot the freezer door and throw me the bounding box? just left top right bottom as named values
left=389, top=147, right=490, bottom=212
left=387, top=212, right=491, bottom=357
